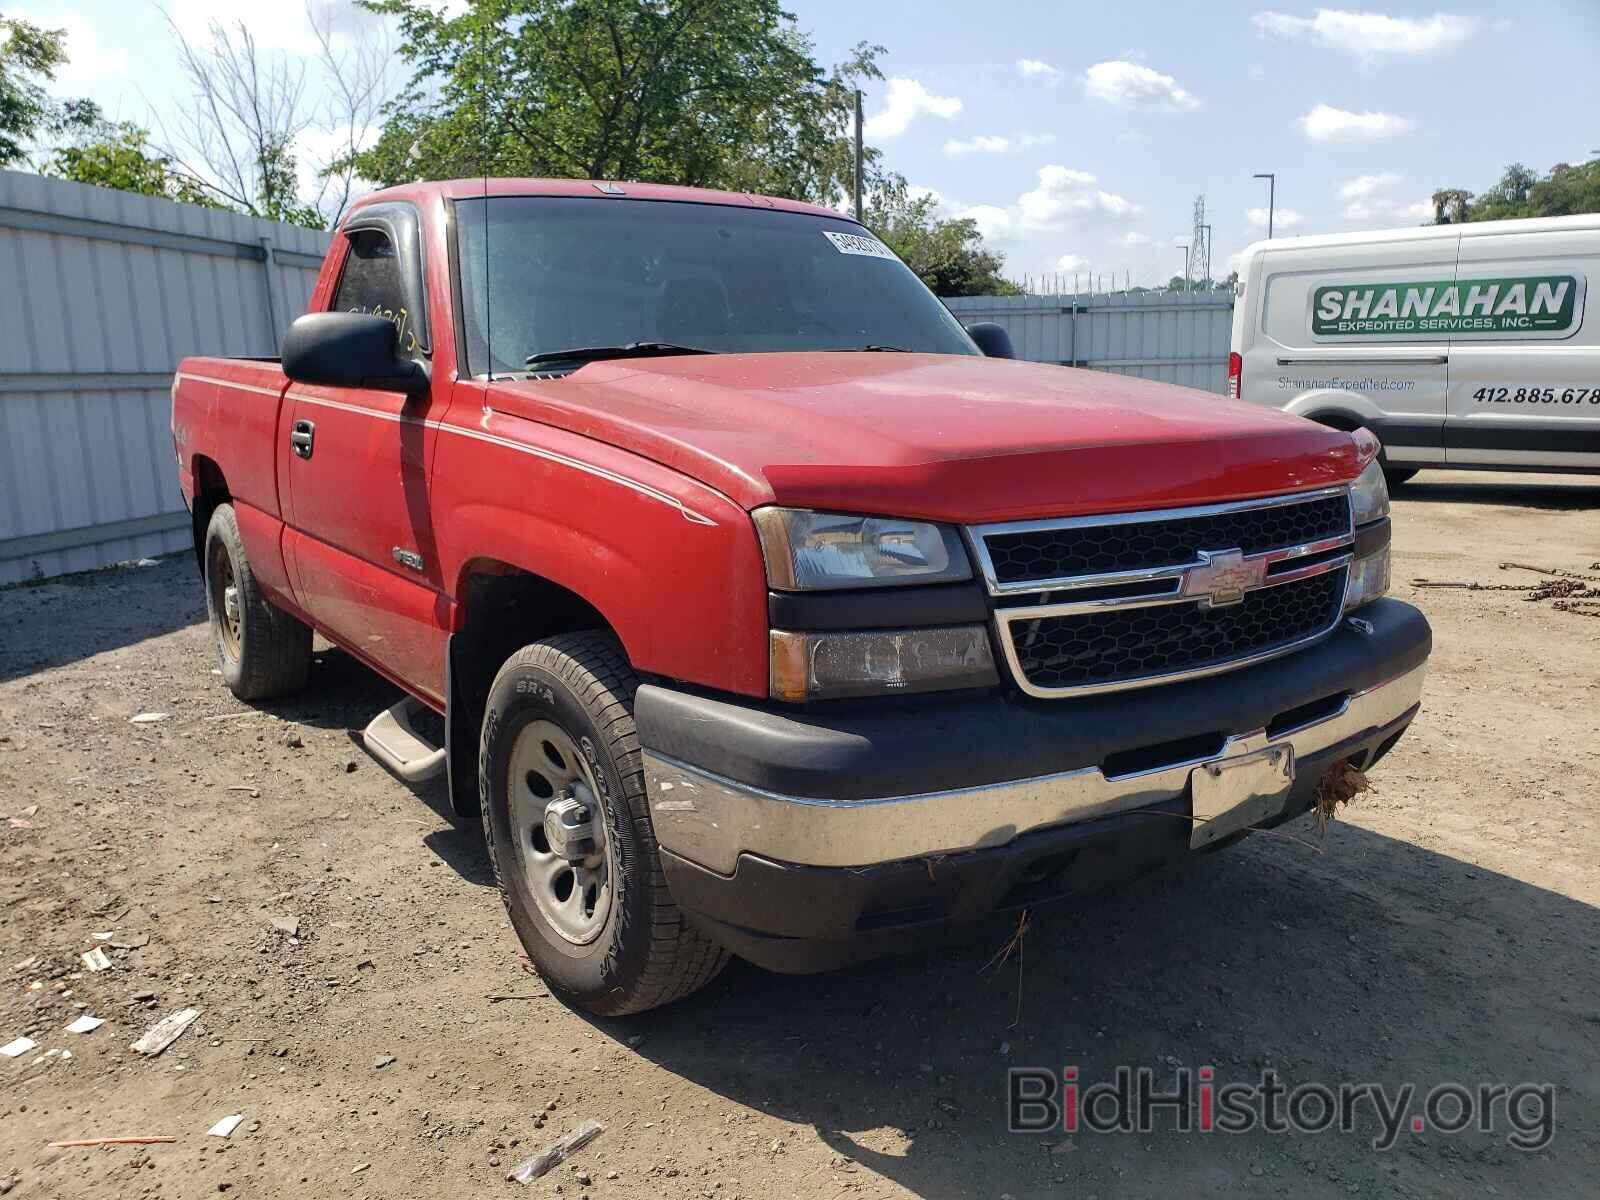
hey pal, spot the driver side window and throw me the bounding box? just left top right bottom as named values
left=332, top=230, right=420, bottom=359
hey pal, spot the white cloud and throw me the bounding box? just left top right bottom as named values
left=9, top=7, right=129, bottom=85
left=1332, top=173, right=1433, bottom=223
left=1115, top=232, right=1154, bottom=246
left=166, top=0, right=389, bottom=55
left=1017, top=58, right=1063, bottom=85
left=1253, top=9, right=1478, bottom=59
left=1300, top=103, right=1414, bottom=142
left=943, top=132, right=1054, bottom=156
left=957, top=204, right=1014, bottom=241
left=1081, top=61, right=1199, bottom=112
left=864, top=78, right=963, bottom=139
left=1055, top=254, right=1088, bottom=272
left=1017, top=165, right=1140, bottom=228
left=1338, top=171, right=1403, bottom=199
left=1246, top=206, right=1305, bottom=231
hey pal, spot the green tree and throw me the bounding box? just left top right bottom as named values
left=0, top=15, right=100, bottom=167
left=352, top=0, right=886, bottom=205
left=1432, top=159, right=1600, bottom=223
left=43, top=121, right=227, bottom=207
left=45, top=123, right=173, bottom=196
left=867, top=184, right=1019, bottom=297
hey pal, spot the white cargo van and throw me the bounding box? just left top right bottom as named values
left=1229, top=214, right=1600, bottom=480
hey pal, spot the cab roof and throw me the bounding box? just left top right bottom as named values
left=348, top=177, right=850, bottom=223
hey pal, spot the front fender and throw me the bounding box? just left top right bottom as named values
left=431, top=409, right=770, bottom=698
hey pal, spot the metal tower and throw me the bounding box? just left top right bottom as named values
left=1190, top=195, right=1210, bottom=288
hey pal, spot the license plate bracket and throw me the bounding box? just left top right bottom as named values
left=1189, top=743, right=1295, bottom=849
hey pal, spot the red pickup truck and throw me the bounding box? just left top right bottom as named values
left=172, top=178, right=1429, bottom=1015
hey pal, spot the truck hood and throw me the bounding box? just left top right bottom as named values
left=486, top=353, right=1364, bottom=523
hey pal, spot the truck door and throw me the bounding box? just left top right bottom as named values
left=283, top=208, right=453, bottom=704
left=1446, top=226, right=1598, bottom=471
left=1247, top=233, right=1459, bottom=468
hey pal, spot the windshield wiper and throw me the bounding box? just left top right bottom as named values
left=524, top=342, right=716, bottom=367
left=843, top=344, right=909, bottom=352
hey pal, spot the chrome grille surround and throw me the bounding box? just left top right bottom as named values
left=966, top=486, right=1356, bottom=698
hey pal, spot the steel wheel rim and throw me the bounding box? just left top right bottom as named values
left=209, top=541, right=241, bottom=661
left=508, top=719, right=614, bottom=945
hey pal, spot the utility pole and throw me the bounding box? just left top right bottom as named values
left=1177, top=244, right=1189, bottom=290
left=1202, top=223, right=1213, bottom=287
left=853, top=90, right=864, bottom=223
left=1253, top=172, right=1276, bottom=238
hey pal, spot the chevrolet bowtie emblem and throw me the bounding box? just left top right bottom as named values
left=1182, top=548, right=1265, bottom=608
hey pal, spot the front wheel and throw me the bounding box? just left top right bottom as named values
left=478, top=632, right=728, bottom=1015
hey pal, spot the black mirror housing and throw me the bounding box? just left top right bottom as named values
left=965, top=322, right=1015, bottom=359
left=282, top=312, right=430, bottom=396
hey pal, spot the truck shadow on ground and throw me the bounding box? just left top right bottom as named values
left=607, top=825, right=1599, bottom=1198
left=1396, top=475, right=1600, bottom=510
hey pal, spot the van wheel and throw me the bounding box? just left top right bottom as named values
left=479, top=632, right=728, bottom=1016
left=1383, top=466, right=1418, bottom=487
left=203, top=503, right=311, bottom=700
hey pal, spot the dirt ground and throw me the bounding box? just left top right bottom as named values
left=2, top=469, right=1598, bottom=1199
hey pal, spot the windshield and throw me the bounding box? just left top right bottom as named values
left=453, top=196, right=978, bottom=375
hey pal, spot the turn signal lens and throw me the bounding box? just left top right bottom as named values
left=769, top=626, right=997, bottom=701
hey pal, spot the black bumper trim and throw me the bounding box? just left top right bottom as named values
left=635, top=598, right=1430, bottom=802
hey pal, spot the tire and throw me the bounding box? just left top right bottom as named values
left=202, top=503, right=311, bottom=701
left=1383, top=466, right=1418, bottom=487
left=479, top=632, right=728, bottom=1016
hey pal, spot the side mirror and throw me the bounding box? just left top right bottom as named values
left=965, top=322, right=1014, bottom=359
left=282, top=312, right=430, bottom=396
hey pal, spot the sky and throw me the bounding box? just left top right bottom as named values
left=14, top=0, right=1600, bottom=288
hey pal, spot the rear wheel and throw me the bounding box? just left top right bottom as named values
left=203, top=503, right=311, bottom=700
left=479, top=632, right=728, bottom=1015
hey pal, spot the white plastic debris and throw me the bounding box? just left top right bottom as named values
left=129, top=713, right=169, bottom=724
left=2, top=1037, right=38, bottom=1058
left=81, top=948, right=112, bottom=972
left=207, top=1114, right=245, bottom=1138
left=130, top=1008, right=200, bottom=1057
left=507, top=1120, right=606, bottom=1184
left=65, top=1015, right=105, bottom=1034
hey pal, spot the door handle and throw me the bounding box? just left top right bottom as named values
left=290, top=419, right=315, bottom=459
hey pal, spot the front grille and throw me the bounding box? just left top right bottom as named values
left=984, top=493, right=1351, bottom=585
left=1008, top=569, right=1347, bottom=692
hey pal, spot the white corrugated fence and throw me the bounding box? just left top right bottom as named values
left=944, top=291, right=1235, bottom=393
left=0, top=171, right=331, bottom=585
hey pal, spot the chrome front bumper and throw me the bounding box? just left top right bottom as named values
left=643, top=663, right=1425, bottom=875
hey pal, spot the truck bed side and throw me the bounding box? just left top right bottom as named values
left=172, top=356, right=299, bottom=609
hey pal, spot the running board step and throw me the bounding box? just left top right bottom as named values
left=362, top=699, right=447, bottom=783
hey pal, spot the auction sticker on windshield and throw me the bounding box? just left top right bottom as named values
left=1311, top=274, right=1584, bottom=340
left=823, top=231, right=898, bottom=260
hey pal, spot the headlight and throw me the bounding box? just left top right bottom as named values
left=1344, top=544, right=1390, bottom=611
left=1349, top=460, right=1390, bottom=526
left=769, top=627, right=997, bottom=701
left=754, top=508, right=973, bottom=591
